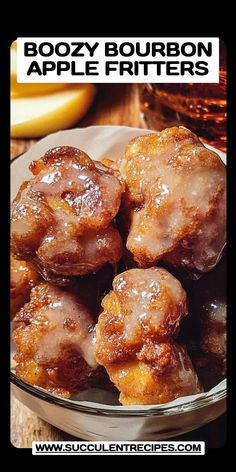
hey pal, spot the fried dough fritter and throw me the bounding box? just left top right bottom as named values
left=10, top=255, right=41, bottom=319
left=200, top=304, right=226, bottom=373
left=11, top=146, right=123, bottom=279
left=94, top=267, right=202, bottom=405
left=107, top=342, right=201, bottom=405
left=13, top=282, right=103, bottom=397
left=119, top=127, right=226, bottom=276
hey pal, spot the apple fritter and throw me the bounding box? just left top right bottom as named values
left=13, top=282, right=103, bottom=397
left=11, top=146, right=123, bottom=279
left=107, top=342, right=201, bottom=405
left=200, top=304, right=226, bottom=374
left=10, top=255, right=41, bottom=319
left=119, top=127, right=226, bottom=276
left=94, top=267, right=202, bottom=404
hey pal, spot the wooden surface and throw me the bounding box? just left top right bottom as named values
left=10, top=84, right=225, bottom=449
left=10, top=84, right=143, bottom=160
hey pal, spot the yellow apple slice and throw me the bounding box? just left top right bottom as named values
left=11, top=46, right=68, bottom=97
left=11, top=84, right=96, bottom=138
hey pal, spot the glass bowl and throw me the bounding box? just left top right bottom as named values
left=11, top=373, right=226, bottom=440
left=11, top=125, right=226, bottom=440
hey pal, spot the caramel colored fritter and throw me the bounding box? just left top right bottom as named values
left=200, top=305, right=226, bottom=373
left=11, top=146, right=123, bottom=278
left=13, top=282, right=102, bottom=397
left=10, top=255, right=41, bottom=319
left=119, top=127, right=226, bottom=275
left=107, top=343, right=201, bottom=405
left=95, top=267, right=202, bottom=404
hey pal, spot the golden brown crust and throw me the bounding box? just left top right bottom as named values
left=119, top=127, right=226, bottom=274
left=11, top=146, right=123, bottom=278
left=10, top=255, right=41, bottom=319
left=107, top=343, right=202, bottom=405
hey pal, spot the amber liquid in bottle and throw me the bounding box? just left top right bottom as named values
left=140, top=44, right=226, bottom=151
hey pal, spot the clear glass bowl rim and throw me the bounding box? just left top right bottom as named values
left=11, top=372, right=226, bottom=418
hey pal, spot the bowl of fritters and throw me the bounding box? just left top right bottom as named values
left=11, top=125, right=226, bottom=440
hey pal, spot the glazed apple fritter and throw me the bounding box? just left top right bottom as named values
left=13, top=281, right=103, bottom=397
left=200, top=303, right=226, bottom=374
left=95, top=267, right=202, bottom=405
left=11, top=146, right=123, bottom=279
left=107, top=342, right=202, bottom=405
left=119, top=127, right=226, bottom=276
left=10, top=255, right=41, bottom=319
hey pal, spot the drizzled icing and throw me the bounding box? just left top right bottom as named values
left=119, top=127, right=226, bottom=273
left=31, top=284, right=97, bottom=368
left=11, top=146, right=123, bottom=277
left=113, top=267, right=188, bottom=341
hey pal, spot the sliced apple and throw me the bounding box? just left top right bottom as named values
left=11, top=84, right=96, bottom=138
